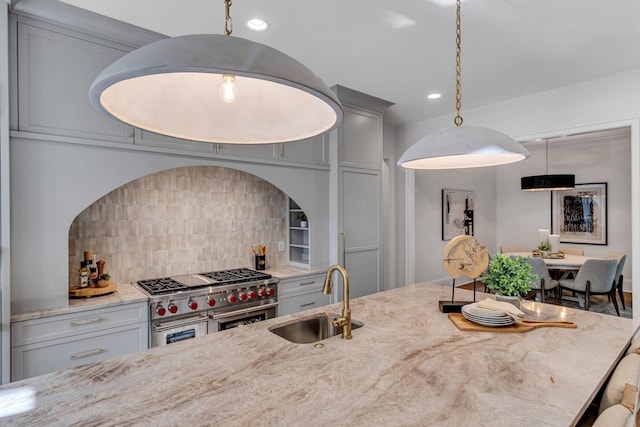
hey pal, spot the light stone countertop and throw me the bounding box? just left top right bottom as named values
left=1, top=283, right=637, bottom=426
left=10, top=282, right=148, bottom=322
left=10, top=267, right=324, bottom=323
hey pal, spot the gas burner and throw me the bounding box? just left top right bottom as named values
left=137, top=278, right=189, bottom=295
left=199, top=268, right=271, bottom=285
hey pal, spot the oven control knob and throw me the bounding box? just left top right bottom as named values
left=249, top=290, right=257, bottom=299
left=266, top=287, right=276, bottom=296
left=207, top=296, right=216, bottom=307
left=259, top=288, right=267, bottom=298
left=156, top=305, right=166, bottom=316
left=168, top=303, right=178, bottom=314
left=238, top=292, right=248, bottom=302
left=228, top=294, right=237, bottom=304
left=188, top=298, right=198, bottom=310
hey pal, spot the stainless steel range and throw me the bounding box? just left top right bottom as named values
left=134, top=268, right=279, bottom=347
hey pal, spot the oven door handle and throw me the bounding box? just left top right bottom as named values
left=209, top=302, right=279, bottom=320
left=152, top=313, right=209, bottom=332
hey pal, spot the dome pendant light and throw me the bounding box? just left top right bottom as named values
left=89, top=0, right=343, bottom=144
left=521, top=140, right=575, bottom=191
left=398, top=0, right=529, bottom=169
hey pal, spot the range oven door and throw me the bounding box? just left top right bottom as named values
left=208, top=302, right=278, bottom=332
left=151, top=313, right=208, bottom=347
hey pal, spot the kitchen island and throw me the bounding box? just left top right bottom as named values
left=1, top=283, right=637, bottom=426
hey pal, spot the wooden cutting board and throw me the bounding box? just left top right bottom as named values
left=449, top=313, right=533, bottom=332
left=69, top=282, right=117, bottom=298
left=448, top=313, right=576, bottom=333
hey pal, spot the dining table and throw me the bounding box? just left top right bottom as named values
left=504, top=251, right=596, bottom=273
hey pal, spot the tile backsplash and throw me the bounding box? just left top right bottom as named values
left=68, top=166, right=287, bottom=287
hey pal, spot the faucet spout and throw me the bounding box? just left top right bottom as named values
left=322, top=264, right=352, bottom=339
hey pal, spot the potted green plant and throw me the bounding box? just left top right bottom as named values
left=297, top=212, right=308, bottom=228
left=480, top=253, right=537, bottom=307
left=97, top=273, right=111, bottom=288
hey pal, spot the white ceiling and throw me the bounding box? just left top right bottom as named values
left=56, top=0, right=640, bottom=127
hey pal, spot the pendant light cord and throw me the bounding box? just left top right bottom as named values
left=545, top=139, right=549, bottom=174
left=454, top=0, right=463, bottom=127
left=224, top=0, right=233, bottom=36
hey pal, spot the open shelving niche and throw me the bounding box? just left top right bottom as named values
left=288, top=198, right=310, bottom=268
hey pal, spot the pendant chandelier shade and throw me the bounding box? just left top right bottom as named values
left=521, top=140, right=575, bottom=191
left=89, top=2, right=342, bottom=144
left=521, top=174, right=575, bottom=191
left=398, top=125, right=529, bottom=169
left=397, top=0, right=529, bottom=170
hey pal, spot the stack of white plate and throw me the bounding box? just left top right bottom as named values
left=461, top=303, right=515, bottom=327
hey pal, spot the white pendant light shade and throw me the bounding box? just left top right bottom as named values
left=397, top=126, right=530, bottom=169
left=89, top=34, right=343, bottom=144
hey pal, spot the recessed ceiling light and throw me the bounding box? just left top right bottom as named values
left=247, top=18, right=269, bottom=31
left=427, top=93, right=442, bottom=100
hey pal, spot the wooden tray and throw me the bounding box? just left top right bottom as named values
left=69, top=282, right=117, bottom=298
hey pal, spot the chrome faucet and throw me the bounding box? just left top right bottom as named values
left=322, top=264, right=352, bottom=340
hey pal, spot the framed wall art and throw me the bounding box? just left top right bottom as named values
left=442, top=189, right=474, bottom=241
left=551, top=182, right=607, bottom=245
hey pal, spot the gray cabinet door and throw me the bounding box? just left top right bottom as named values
left=339, top=106, right=381, bottom=170
left=17, top=23, right=132, bottom=143
left=279, top=134, right=327, bottom=166
left=217, top=143, right=277, bottom=161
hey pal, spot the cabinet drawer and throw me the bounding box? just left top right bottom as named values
left=279, top=274, right=325, bottom=293
left=12, top=303, right=148, bottom=347
left=11, top=323, right=148, bottom=381
left=278, top=292, right=331, bottom=317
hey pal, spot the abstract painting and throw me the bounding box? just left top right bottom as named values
left=442, top=189, right=474, bottom=241
left=551, top=182, right=607, bottom=245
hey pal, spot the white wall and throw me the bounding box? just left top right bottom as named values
left=414, top=168, right=497, bottom=285
left=395, top=67, right=640, bottom=318
left=497, top=131, right=632, bottom=289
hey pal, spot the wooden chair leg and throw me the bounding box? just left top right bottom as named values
left=540, top=279, right=546, bottom=304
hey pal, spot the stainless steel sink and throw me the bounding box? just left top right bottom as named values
left=269, top=313, right=364, bottom=344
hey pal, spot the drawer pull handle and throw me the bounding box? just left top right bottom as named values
left=70, top=317, right=105, bottom=327
left=299, top=301, right=316, bottom=307
left=70, top=348, right=107, bottom=360
left=299, top=281, right=316, bottom=286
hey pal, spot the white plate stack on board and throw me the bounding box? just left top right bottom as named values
left=461, top=303, right=515, bottom=326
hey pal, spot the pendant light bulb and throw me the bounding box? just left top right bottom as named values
left=219, top=74, right=237, bottom=103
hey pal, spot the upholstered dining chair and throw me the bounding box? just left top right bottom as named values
left=603, top=252, right=627, bottom=310
left=525, top=256, right=559, bottom=304
left=500, top=245, right=525, bottom=253
left=559, top=247, right=584, bottom=256
left=558, top=258, right=619, bottom=316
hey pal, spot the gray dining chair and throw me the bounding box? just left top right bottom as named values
left=603, top=252, right=627, bottom=310
left=525, top=256, right=558, bottom=304
left=557, top=258, right=619, bottom=315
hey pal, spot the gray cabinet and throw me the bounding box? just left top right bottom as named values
left=11, top=302, right=148, bottom=381
left=16, top=21, right=132, bottom=143
left=278, top=273, right=330, bottom=316
left=332, top=85, right=393, bottom=300
left=279, top=134, right=327, bottom=166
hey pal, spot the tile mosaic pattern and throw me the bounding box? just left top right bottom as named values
left=69, top=166, right=287, bottom=287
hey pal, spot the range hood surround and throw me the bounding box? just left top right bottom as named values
left=11, top=139, right=330, bottom=314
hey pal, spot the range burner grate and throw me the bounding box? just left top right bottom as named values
left=137, top=278, right=189, bottom=295
left=199, top=268, right=272, bottom=285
